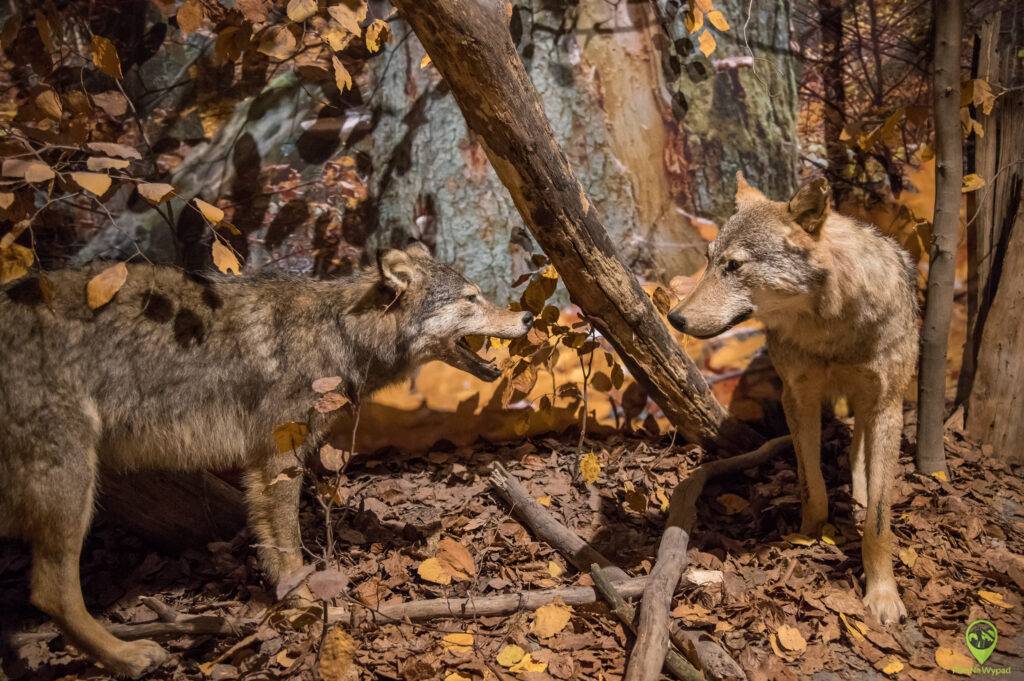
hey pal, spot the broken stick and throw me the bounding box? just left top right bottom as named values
left=626, top=435, right=791, bottom=681
left=592, top=565, right=703, bottom=681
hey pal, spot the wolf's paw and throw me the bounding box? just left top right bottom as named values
left=799, top=514, right=828, bottom=538
left=106, top=639, right=169, bottom=678
left=863, top=584, right=907, bottom=627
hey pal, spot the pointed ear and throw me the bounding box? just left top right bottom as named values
left=404, top=241, right=432, bottom=259
left=376, top=249, right=415, bottom=298
left=787, top=178, right=831, bottom=233
left=735, top=171, right=768, bottom=208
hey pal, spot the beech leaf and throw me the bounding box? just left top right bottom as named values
left=86, top=262, right=128, bottom=309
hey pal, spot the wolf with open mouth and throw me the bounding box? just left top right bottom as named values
left=0, top=241, right=530, bottom=677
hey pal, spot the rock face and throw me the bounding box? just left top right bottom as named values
left=365, top=0, right=798, bottom=301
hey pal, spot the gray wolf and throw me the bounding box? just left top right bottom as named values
left=0, top=242, right=531, bottom=676
left=668, top=174, right=917, bottom=626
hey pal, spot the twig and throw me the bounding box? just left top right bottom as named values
left=490, top=461, right=629, bottom=582
left=625, top=436, right=791, bottom=681
left=591, top=565, right=703, bottom=681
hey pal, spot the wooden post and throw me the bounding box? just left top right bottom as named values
left=390, top=0, right=763, bottom=453
left=916, top=0, right=962, bottom=475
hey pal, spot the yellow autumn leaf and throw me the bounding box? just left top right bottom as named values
left=684, top=9, right=703, bottom=34
left=212, top=241, right=241, bottom=275
left=86, top=262, right=128, bottom=309
left=537, top=495, right=551, bottom=507
left=138, top=183, right=175, bottom=204
left=655, top=487, right=670, bottom=512
left=579, top=451, right=601, bottom=484
left=935, top=646, right=974, bottom=675
left=962, top=173, right=986, bottom=193
left=71, top=172, right=111, bottom=197
left=532, top=602, right=571, bottom=638
left=322, top=22, right=354, bottom=51
left=332, top=54, right=353, bottom=92
left=327, top=0, right=367, bottom=36
left=443, top=675, right=471, bottom=681
left=898, top=547, right=918, bottom=568
left=91, top=35, right=123, bottom=79
left=195, top=198, right=224, bottom=223
left=879, top=657, right=904, bottom=675
left=318, top=626, right=357, bottom=681
left=706, top=9, right=729, bottom=31
left=286, top=0, right=317, bottom=22
left=784, top=533, right=815, bottom=546
left=698, top=29, right=717, bottom=57
left=839, top=612, right=867, bottom=642
left=509, top=653, right=548, bottom=673
left=776, top=624, right=806, bottom=653
left=417, top=557, right=452, bottom=585
left=0, top=243, right=34, bottom=284
left=692, top=0, right=713, bottom=12
left=365, top=19, right=389, bottom=53
left=176, top=0, right=205, bottom=34
left=420, top=54, right=432, bottom=68
left=496, top=644, right=526, bottom=667
left=979, top=590, right=1013, bottom=609
left=547, top=560, right=564, bottom=578
left=273, top=421, right=309, bottom=453
left=932, top=470, right=949, bottom=482
left=441, top=632, right=474, bottom=654
left=35, top=89, right=62, bottom=119
left=0, top=192, right=13, bottom=210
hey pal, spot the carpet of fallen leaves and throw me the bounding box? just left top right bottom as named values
left=1, top=416, right=1022, bottom=681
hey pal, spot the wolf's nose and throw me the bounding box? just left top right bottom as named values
left=667, top=311, right=687, bottom=332
left=521, top=311, right=535, bottom=326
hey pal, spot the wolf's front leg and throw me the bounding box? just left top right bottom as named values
left=781, top=380, right=829, bottom=536
left=243, top=456, right=306, bottom=595
left=861, top=402, right=906, bottom=626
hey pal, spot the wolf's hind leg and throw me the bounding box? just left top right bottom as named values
left=861, top=402, right=906, bottom=626
left=28, top=447, right=167, bottom=677
left=244, top=455, right=306, bottom=594
left=782, top=381, right=829, bottom=536
left=849, top=412, right=868, bottom=521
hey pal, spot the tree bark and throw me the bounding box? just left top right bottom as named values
left=819, top=0, right=848, bottom=206
left=915, top=0, right=962, bottom=475
left=960, top=8, right=1024, bottom=462
left=390, top=0, right=763, bottom=452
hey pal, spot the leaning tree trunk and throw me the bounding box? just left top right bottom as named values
left=819, top=0, right=848, bottom=206
left=367, top=0, right=797, bottom=300
left=389, top=0, right=763, bottom=453
left=916, top=0, right=962, bottom=475
left=958, top=8, right=1024, bottom=463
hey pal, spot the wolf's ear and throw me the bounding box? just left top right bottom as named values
left=404, top=241, right=432, bottom=259
left=735, top=171, right=768, bottom=208
left=787, top=178, right=831, bottom=233
left=376, top=249, right=416, bottom=298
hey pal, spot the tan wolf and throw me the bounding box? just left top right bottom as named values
left=0, top=242, right=531, bottom=676
left=668, top=174, right=917, bottom=626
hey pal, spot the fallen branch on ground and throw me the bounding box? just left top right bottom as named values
left=592, top=565, right=703, bottom=681
left=626, top=435, right=792, bottom=681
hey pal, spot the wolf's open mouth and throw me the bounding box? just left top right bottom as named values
left=443, top=336, right=501, bottom=382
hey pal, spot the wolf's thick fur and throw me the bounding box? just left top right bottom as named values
left=0, top=243, right=530, bottom=676
left=669, top=175, right=917, bottom=626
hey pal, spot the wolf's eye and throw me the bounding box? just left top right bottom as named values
left=465, top=294, right=479, bottom=303
left=723, top=259, right=742, bottom=273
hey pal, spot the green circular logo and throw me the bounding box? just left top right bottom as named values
left=965, top=619, right=998, bottom=665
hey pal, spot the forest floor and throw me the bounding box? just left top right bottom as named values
left=1, top=414, right=1022, bottom=681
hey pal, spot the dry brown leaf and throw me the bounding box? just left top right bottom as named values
left=91, top=35, right=123, bottom=79
left=273, top=421, right=309, bottom=453
left=776, top=624, right=807, bottom=653
left=962, top=173, right=986, bottom=193
left=211, top=240, right=241, bottom=275
left=510, top=653, right=548, bottom=673
left=327, top=0, right=366, bottom=35
left=0, top=243, right=34, bottom=284
left=978, top=589, right=1012, bottom=609
left=436, top=538, right=475, bottom=581
left=86, top=262, right=128, bottom=309
left=86, top=141, right=141, bottom=159
left=138, top=183, right=175, bottom=204
left=313, top=376, right=343, bottom=393
left=716, top=493, right=749, bottom=515
left=258, top=24, right=298, bottom=60
left=878, top=657, right=904, bottom=675
left=315, top=391, right=349, bottom=413
left=651, top=286, right=674, bottom=315
left=441, top=632, right=473, bottom=655
left=195, top=198, right=224, bottom=223
left=319, top=626, right=357, bottom=681
left=332, top=54, right=352, bottom=92
left=532, top=602, right=571, bottom=638
left=3, top=159, right=55, bottom=183
left=0, top=192, right=13, bottom=210
left=92, top=91, right=128, bottom=116
left=86, top=156, right=130, bottom=171
left=177, top=0, right=205, bottom=33
left=286, top=0, right=317, bottom=22
left=417, top=557, right=452, bottom=585
left=71, top=172, right=111, bottom=197
left=365, top=19, right=388, bottom=53
left=35, top=89, right=62, bottom=119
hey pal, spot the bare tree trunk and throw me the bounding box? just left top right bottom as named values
left=916, top=0, right=962, bottom=475
left=389, top=0, right=763, bottom=453
left=819, top=0, right=847, bottom=205
left=959, top=8, right=1024, bottom=462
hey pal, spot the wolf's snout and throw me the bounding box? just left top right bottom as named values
left=521, top=311, right=534, bottom=327
left=667, top=310, right=687, bottom=332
